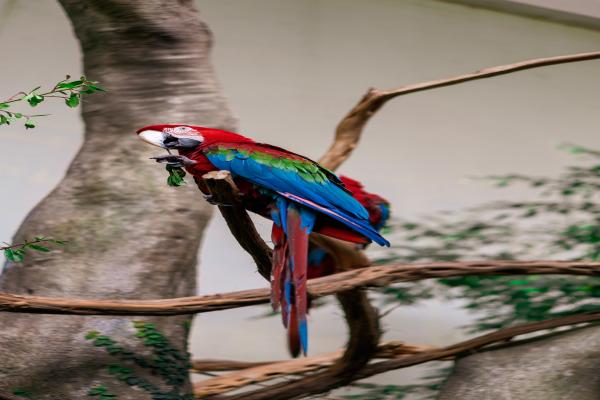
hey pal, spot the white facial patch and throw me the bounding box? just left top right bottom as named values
left=165, top=126, right=204, bottom=142
left=138, top=130, right=167, bottom=148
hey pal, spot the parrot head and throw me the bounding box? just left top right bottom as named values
left=136, top=124, right=253, bottom=151
left=137, top=125, right=205, bottom=150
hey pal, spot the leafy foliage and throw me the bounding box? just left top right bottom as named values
left=382, top=145, right=599, bottom=332
left=0, top=75, right=104, bottom=129
left=339, top=146, right=600, bottom=400
left=88, top=385, right=117, bottom=399
left=2, top=237, right=66, bottom=263
left=1, top=76, right=103, bottom=263
left=166, top=165, right=187, bottom=187
left=85, top=322, right=193, bottom=400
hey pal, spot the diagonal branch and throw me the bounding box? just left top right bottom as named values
left=193, top=341, right=434, bottom=396
left=191, top=341, right=432, bottom=372
left=319, top=50, right=600, bottom=170
left=0, top=261, right=597, bottom=315
left=355, top=310, right=600, bottom=380
left=204, top=312, right=600, bottom=399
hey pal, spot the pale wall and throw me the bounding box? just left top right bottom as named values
left=1, top=0, right=599, bottom=388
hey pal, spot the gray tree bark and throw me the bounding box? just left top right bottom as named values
left=439, top=325, right=600, bottom=400
left=0, top=1, right=235, bottom=398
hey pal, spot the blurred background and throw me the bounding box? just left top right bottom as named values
left=1, top=0, right=599, bottom=395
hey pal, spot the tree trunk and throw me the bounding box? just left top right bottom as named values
left=0, top=1, right=235, bottom=398
left=439, top=325, right=600, bottom=400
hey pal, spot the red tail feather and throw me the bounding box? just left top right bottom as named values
left=287, top=207, right=309, bottom=337
left=271, top=224, right=287, bottom=311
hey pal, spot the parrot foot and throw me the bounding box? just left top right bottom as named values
left=151, top=155, right=197, bottom=168
left=203, top=194, right=233, bottom=207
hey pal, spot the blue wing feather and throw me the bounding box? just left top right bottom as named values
left=206, top=147, right=389, bottom=247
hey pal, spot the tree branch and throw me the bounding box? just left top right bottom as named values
left=318, top=50, right=600, bottom=170
left=355, top=310, right=600, bottom=380
left=193, top=341, right=435, bottom=396
left=0, top=261, right=596, bottom=315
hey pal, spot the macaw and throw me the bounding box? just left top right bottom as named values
left=136, top=124, right=390, bottom=357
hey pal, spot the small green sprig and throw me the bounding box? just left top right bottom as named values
left=166, top=164, right=187, bottom=187
left=0, top=75, right=104, bottom=129
left=2, top=237, right=66, bottom=263
left=87, top=385, right=117, bottom=399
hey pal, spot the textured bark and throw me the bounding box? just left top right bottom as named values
left=439, top=326, right=600, bottom=400
left=0, top=1, right=235, bottom=398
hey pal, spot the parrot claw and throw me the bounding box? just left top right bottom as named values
left=203, top=194, right=233, bottom=207
left=151, top=155, right=197, bottom=168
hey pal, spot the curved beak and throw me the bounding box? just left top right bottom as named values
left=138, top=129, right=167, bottom=148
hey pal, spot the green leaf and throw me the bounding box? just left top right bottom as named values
left=0, top=103, right=9, bottom=109
left=24, top=120, right=36, bottom=129
left=4, top=248, right=23, bottom=262
left=0, top=115, right=9, bottom=125
left=88, top=385, right=107, bottom=396
left=107, top=345, right=123, bottom=355
left=79, top=84, right=106, bottom=94
left=107, top=364, right=123, bottom=374
left=57, top=80, right=83, bottom=90
left=84, top=330, right=100, bottom=340
left=86, top=84, right=105, bottom=92
left=65, top=93, right=80, bottom=108
left=25, top=93, right=44, bottom=107
left=165, top=165, right=186, bottom=187
left=29, top=244, right=50, bottom=252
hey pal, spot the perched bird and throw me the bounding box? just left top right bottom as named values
left=137, top=124, right=389, bottom=356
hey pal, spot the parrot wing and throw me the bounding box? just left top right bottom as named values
left=203, top=142, right=389, bottom=247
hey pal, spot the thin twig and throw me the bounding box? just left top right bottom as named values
left=0, top=238, right=61, bottom=251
